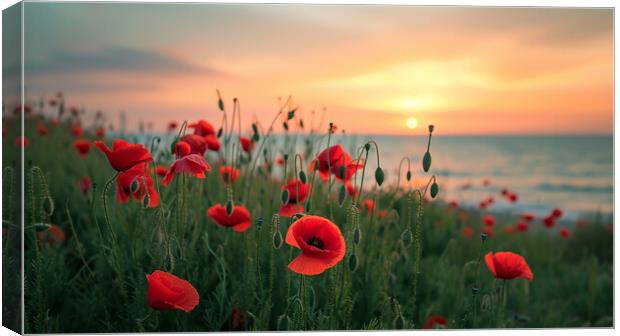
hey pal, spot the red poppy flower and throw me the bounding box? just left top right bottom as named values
left=155, top=165, right=168, bottom=177
left=95, top=139, right=152, bottom=172
left=146, top=270, right=199, bottom=312
left=179, top=134, right=207, bottom=155
left=219, top=166, right=241, bottom=183
left=71, top=125, right=83, bottom=137
left=543, top=215, right=556, bottom=228
left=311, top=145, right=363, bottom=182
left=516, top=221, right=529, bottom=232
left=478, top=201, right=489, bottom=210
left=14, top=103, right=32, bottom=114
left=485, top=196, right=494, bottom=205
left=483, top=214, right=495, bottom=227
left=189, top=119, right=216, bottom=136
left=95, top=127, right=105, bottom=138
left=116, top=163, right=160, bottom=208
left=423, top=315, right=447, bottom=329
left=227, top=307, right=246, bottom=331
left=174, top=140, right=192, bottom=157
left=204, top=134, right=221, bottom=151
left=482, top=226, right=494, bottom=237
left=276, top=157, right=286, bottom=165
left=207, top=203, right=252, bottom=232
left=345, top=181, right=359, bottom=198
left=37, top=123, right=48, bottom=136
left=377, top=209, right=388, bottom=219
left=448, top=200, right=459, bottom=209
left=37, top=225, right=66, bottom=247
left=559, top=228, right=571, bottom=238
left=500, top=188, right=509, bottom=196
left=80, top=176, right=91, bottom=195
left=521, top=212, right=535, bottom=223
left=285, top=215, right=346, bottom=275
left=281, top=179, right=309, bottom=203
left=485, top=251, right=533, bottom=281
left=362, top=199, right=375, bottom=214
left=462, top=226, right=474, bottom=237
left=551, top=207, right=563, bottom=219
left=279, top=203, right=306, bottom=218
left=162, top=154, right=211, bottom=186
left=507, top=192, right=518, bottom=203
left=168, top=121, right=178, bottom=131
left=239, top=136, right=255, bottom=153
left=73, top=139, right=91, bottom=157
left=15, top=136, right=28, bottom=148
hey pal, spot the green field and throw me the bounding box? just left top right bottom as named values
left=2, top=106, right=613, bottom=332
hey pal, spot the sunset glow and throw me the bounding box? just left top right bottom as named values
left=13, top=4, right=613, bottom=135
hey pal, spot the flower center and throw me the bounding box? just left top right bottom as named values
left=306, top=236, right=324, bottom=249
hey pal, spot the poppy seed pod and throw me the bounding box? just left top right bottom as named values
left=338, top=184, right=346, bottom=206
left=349, top=253, right=358, bottom=272
left=226, top=200, right=234, bottom=216
left=43, top=196, right=55, bottom=217
left=353, top=226, right=361, bottom=244
left=281, top=189, right=289, bottom=205
left=422, top=151, right=432, bottom=172
left=34, top=223, right=52, bottom=232
left=430, top=182, right=439, bottom=198
left=401, top=229, right=413, bottom=247
left=375, top=167, right=385, bottom=186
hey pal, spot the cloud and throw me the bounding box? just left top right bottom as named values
left=24, top=45, right=223, bottom=76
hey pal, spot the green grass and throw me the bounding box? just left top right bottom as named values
left=2, top=113, right=613, bottom=332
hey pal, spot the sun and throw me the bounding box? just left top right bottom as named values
left=406, top=117, right=419, bottom=129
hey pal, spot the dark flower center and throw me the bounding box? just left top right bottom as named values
left=306, top=236, right=324, bottom=249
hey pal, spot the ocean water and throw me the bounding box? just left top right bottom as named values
left=137, top=132, right=613, bottom=221
left=348, top=134, right=613, bottom=221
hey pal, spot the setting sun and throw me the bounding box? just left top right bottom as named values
left=406, top=117, right=419, bottom=129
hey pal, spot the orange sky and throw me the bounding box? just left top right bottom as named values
left=18, top=4, right=613, bottom=135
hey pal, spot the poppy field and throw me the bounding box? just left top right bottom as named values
left=1, top=94, right=614, bottom=332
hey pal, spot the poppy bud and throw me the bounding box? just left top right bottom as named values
left=34, top=223, right=51, bottom=232
left=299, top=171, right=307, bottom=184
left=282, top=121, right=288, bottom=131
left=291, top=213, right=304, bottom=222
left=406, top=171, right=412, bottom=182
left=422, top=151, right=432, bottom=172
left=338, top=184, right=346, bottom=206
left=339, top=165, right=346, bottom=179
left=375, top=167, right=385, bottom=186
left=393, top=314, right=405, bottom=329
left=299, top=119, right=304, bottom=129
left=281, top=189, right=289, bottom=205
left=272, top=230, right=283, bottom=249
left=143, top=193, right=151, bottom=208
left=283, top=154, right=289, bottom=161
left=287, top=109, right=295, bottom=120
left=349, top=253, right=358, bottom=272
left=252, top=133, right=260, bottom=142
left=130, top=178, right=140, bottom=193
left=364, top=143, right=371, bottom=151
left=472, top=287, right=480, bottom=295
left=226, top=200, right=234, bottom=216
left=251, top=123, right=258, bottom=134
left=170, top=139, right=178, bottom=154
left=430, top=182, right=439, bottom=198
left=480, top=233, right=488, bottom=241
left=313, top=161, right=319, bottom=171
left=401, top=229, right=412, bottom=247
left=353, top=226, right=361, bottom=244
left=218, top=98, right=224, bottom=111
left=255, top=217, right=264, bottom=231
left=43, top=196, right=54, bottom=216
left=217, top=127, right=223, bottom=138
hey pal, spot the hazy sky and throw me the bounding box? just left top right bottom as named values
left=17, top=3, right=613, bottom=135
